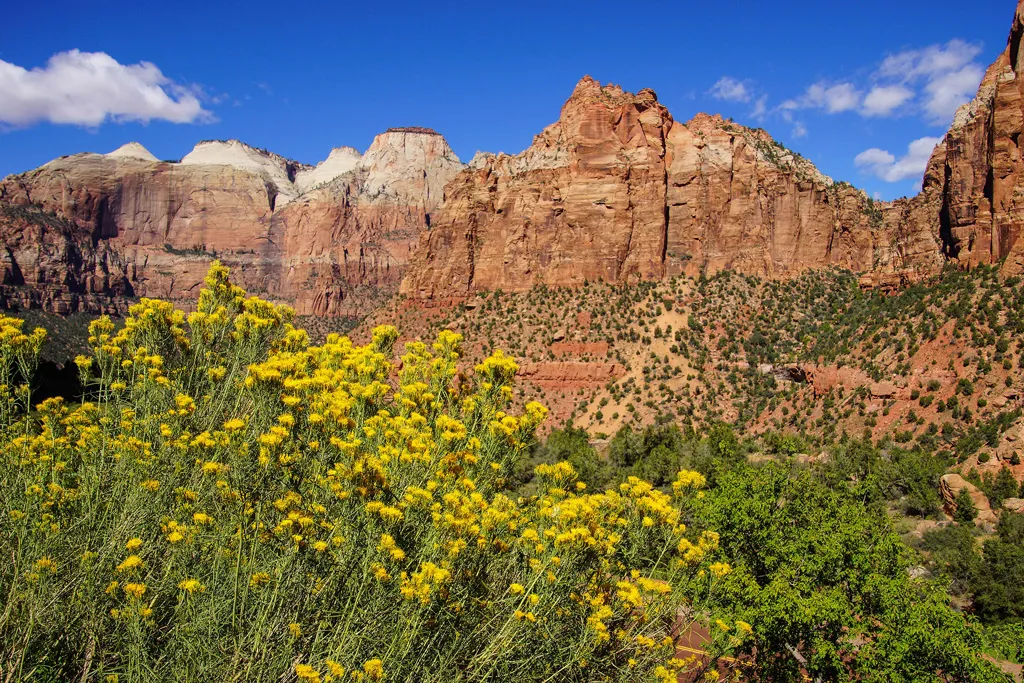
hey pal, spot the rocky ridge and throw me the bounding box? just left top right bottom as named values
left=399, top=0, right=1024, bottom=300
left=0, top=130, right=463, bottom=315
left=929, top=0, right=1024, bottom=272
left=398, top=78, right=942, bottom=300
left=4, top=2, right=1024, bottom=316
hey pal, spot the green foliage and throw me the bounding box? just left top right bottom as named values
left=983, top=622, right=1024, bottom=664
left=921, top=513, right=1024, bottom=627
left=607, top=423, right=695, bottom=487
left=706, top=422, right=740, bottom=463
left=954, top=488, right=978, bottom=523
left=983, top=467, right=1019, bottom=509
left=763, top=430, right=807, bottom=457
left=696, top=464, right=1002, bottom=682
left=973, top=513, right=1024, bottom=625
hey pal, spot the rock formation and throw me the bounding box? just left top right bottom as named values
left=0, top=203, right=134, bottom=314
left=917, top=0, right=1024, bottom=272
left=0, top=131, right=463, bottom=315
left=399, top=77, right=942, bottom=300
left=517, top=360, right=626, bottom=390
left=940, top=473, right=999, bottom=528
left=400, top=0, right=1024, bottom=300
left=5, top=1, right=1024, bottom=315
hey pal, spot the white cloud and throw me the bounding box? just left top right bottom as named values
left=792, top=121, right=808, bottom=138
left=709, top=76, right=751, bottom=103
left=923, top=63, right=986, bottom=122
left=782, top=82, right=861, bottom=114
left=879, top=39, right=982, bottom=80
left=854, top=136, right=941, bottom=182
left=0, top=50, right=212, bottom=127
left=861, top=84, right=914, bottom=117
left=775, top=39, right=985, bottom=125
left=751, top=95, right=767, bottom=120
left=877, top=40, right=985, bottom=124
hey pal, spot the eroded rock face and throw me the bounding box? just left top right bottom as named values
left=401, top=78, right=674, bottom=298
left=517, top=360, right=626, bottom=390
left=940, top=473, right=999, bottom=527
left=6, top=0, right=1024, bottom=318
left=400, top=77, right=942, bottom=300
left=398, top=1, right=1024, bottom=300
left=0, top=132, right=463, bottom=315
left=910, top=0, right=1024, bottom=272
left=0, top=204, right=134, bottom=314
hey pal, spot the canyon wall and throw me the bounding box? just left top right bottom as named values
left=922, top=0, right=1024, bottom=273
left=0, top=129, right=463, bottom=315
left=399, top=77, right=944, bottom=300
left=4, top=1, right=1024, bottom=315
left=400, top=0, right=1024, bottom=299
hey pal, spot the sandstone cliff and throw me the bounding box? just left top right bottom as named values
left=6, top=0, right=1024, bottom=316
left=916, top=0, right=1024, bottom=273
left=0, top=131, right=463, bottom=315
left=399, top=77, right=943, bottom=300
left=0, top=203, right=134, bottom=314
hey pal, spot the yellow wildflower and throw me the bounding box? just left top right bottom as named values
left=295, top=664, right=321, bottom=683
left=178, top=579, right=205, bottom=594
left=362, top=659, right=384, bottom=682
left=33, top=557, right=57, bottom=573
left=116, top=555, right=143, bottom=573
left=123, top=582, right=146, bottom=599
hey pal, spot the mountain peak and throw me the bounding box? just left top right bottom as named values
left=383, top=126, right=442, bottom=136
left=106, top=142, right=158, bottom=162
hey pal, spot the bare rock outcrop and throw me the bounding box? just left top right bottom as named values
left=0, top=203, right=134, bottom=314
left=0, top=131, right=463, bottom=315
left=902, top=0, right=1024, bottom=272
left=517, top=360, right=626, bottom=389
left=399, top=77, right=941, bottom=300
left=399, top=2, right=1024, bottom=301
left=7, top=0, right=1024, bottom=317
left=940, top=473, right=999, bottom=527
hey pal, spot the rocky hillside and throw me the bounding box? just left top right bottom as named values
left=0, top=129, right=463, bottom=315
left=365, top=265, right=1024, bottom=502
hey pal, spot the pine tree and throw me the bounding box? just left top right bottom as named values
left=953, top=488, right=978, bottom=524
left=988, top=466, right=1019, bottom=508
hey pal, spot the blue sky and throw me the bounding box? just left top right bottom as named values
left=0, top=0, right=1014, bottom=199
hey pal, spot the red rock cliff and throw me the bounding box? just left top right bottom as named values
left=400, top=77, right=941, bottom=300
left=919, top=0, right=1024, bottom=272
left=0, top=132, right=463, bottom=315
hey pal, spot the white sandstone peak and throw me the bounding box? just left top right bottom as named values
left=361, top=129, right=463, bottom=205
left=105, top=142, right=159, bottom=162
left=468, top=151, right=495, bottom=169
left=294, top=146, right=363, bottom=194
left=180, top=140, right=305, bottom=206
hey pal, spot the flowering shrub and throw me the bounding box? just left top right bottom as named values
left=0, top=264, right=744, bottom=682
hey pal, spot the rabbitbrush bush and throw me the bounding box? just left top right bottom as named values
left=0, top=264, right=743, bottom=682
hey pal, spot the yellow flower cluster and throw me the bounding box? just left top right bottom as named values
left=0, top=263, right=745, bottom=682
left=0, top=314, right=46, bottom=424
